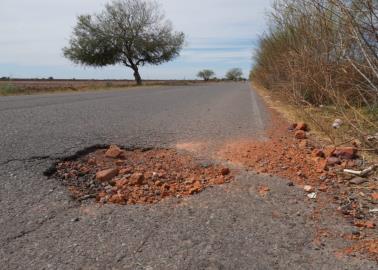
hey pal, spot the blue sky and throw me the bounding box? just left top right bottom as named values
left=0, top=0, right=272, bottom=80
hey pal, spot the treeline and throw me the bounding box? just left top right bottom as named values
left=251, top=0, right=377, bottom=142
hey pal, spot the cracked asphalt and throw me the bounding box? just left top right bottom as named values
left=0, top=82, right=376, bottom=269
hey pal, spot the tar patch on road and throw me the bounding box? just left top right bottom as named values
left=47, top=145, right=233, bottom=205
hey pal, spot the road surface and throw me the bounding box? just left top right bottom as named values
left=0, top=83, right=375, bottom=269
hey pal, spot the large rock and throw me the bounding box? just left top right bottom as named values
left=96, top=168, right=119, bottom=182
left=105, top=145, right=123, bottom=158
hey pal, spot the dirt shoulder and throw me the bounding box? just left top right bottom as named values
left=0, top=79, right=209, bottom=96
left=234, top=83, right=378, bottom=261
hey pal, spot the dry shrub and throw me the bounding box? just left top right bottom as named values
left=252, top=0, right=378, bottom=151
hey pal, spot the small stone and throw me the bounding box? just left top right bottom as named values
left=307, top=192, right=317, bottom=199
left=350, top=177, right=368, bottom=185
left=323, top=146, right=336, bottom=157
left=316, top=159, right=328, bottom=173
left=115, top=160, right=124, bottom=166
left=333, top=147, right=357, bottom=160
left=318, top=184, right=328, bottom=192
left=130, top=173, right=145, bottom=185
left=288, top=123, right=297, bottom=131
left=287, top=182, right=294, bottom=187
left=221, top=168, right=230, bottom=176
left=319, top=175, right=327, bottom=181
left=115, top=179, right=128, bottom=188
left=294, top=130, right=307, bottom=140
left=296, top=122, right=308, bottom=131
left=312, top=149, right=325, bottom=158
left=119, top=168, right=132, bottom=175
left=214, top=177, right=225, bottom=185
left=105, top=145, right=123, bottom=158
left=326, top=157, right=341, bottom=166
left=71, top=217, right=80, bottom=222
left=304, top=185, right=315, bottom=193
left=299, top=140, right=309, bottom=149
left=96, top=168, right=119, bottom=182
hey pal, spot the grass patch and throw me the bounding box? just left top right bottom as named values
left=0, top=83, right=22, bottom=95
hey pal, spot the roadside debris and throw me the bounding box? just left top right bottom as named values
left=344, top=165, right=377, bottom=177
left=53, top=146, right=233, bottom=205
left=332, top=119, right=343, bottom=129
left=258, top=185, right=270, bottom=197
left=307, top=192, right=317, bottom=199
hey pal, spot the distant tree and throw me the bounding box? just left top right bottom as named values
left=63, top=0, right=185, bottom=85
left=197, top=69, right=215, bottom=81
left=48, top=76, right=54, bottom=80
left=226, top=68, right=243, bottom=81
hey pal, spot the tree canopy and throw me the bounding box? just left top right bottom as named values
left=197, top=69, right=215, bottom=81
left=63, top=0, right=185, bottom=84
left=226, top=68, right=243, bottom=81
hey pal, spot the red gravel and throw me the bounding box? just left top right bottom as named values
left=54, top=147, right=232, bottom=205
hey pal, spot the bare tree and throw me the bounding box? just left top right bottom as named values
left=197, top=69, right=215, bottom=81
left=63, top=0, right=185, bottom=85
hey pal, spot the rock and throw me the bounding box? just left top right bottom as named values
left=119, top=167, right=132, bottom=175
left=189, top=181, right=202, bottom=194
left=88, top=157, right=96, bottom=165
left=304, top=185, right=315, bottom=193
left=299, top=140, right=309, bottom=149
left=324, top=146, right=336, bottom=157
left=312, top=149, right=325, bottom=158
left=316, top=159, right=328, bottom=173
left=354, top=220, right=376, bottom=229
left=221, top=168, right=230, bottom=176
left=130, top=172, right=145, bottom=185
left=294, top=130, right=307, bottom=140
left=71, top=217, right=80, bottom=222
left=105, top=145, right=123, bottom=158
left=115, top=179, right=128, bottom=188
left=326, top=157, right=341, bottom=166
left=333, top=147, right=357, bottom=160
left=349, top=177, right=367, bottom=185
left=288, top=123, right=297, bottom=131
left=296, top=122, right=308, bottom=131
left=307, top=192, right=317, bottom=199
left=115, top=160, right=124, bottom=166
left=332, top=119, right=343, bottom=129
left=108, top=194, right=126, bottom=204
left=287, top=181, right=294, bottom=187
left=214, top=177, right=225, bottom=185
left=96, top=168, right=119, bottom=182
left=318, top=184, right=328, bottom=192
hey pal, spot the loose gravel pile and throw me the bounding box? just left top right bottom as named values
left=53, top=146, right=232, bottom=205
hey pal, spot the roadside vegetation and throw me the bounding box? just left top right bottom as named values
left=226, top=68, right=244, bottom=81
left=251, top=0, right=378, bottom=153
left=197, top=69, right=216, bottom=81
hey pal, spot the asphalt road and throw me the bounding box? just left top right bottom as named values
left=0, top=83, right=375, bottom=269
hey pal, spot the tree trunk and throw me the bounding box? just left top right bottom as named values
left=133, top=67, right=142, bottom=85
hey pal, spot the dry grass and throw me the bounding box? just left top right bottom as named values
left=0, top=79, right=203, bottom=96
left=251, top=0, right=378, bottom=153
left=253, top=82, right=378, bottom=163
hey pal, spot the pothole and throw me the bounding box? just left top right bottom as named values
left=49, top=145, right=233, bottom=205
